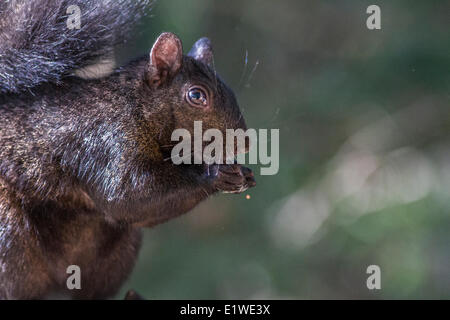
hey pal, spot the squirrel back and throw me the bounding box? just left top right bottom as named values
left=0, top=0, right=151, bottom=94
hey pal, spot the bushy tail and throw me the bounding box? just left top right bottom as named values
left=0, top=0, right=152, bottom=94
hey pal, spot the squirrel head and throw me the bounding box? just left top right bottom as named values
left=143, top=32, right=248, bottom=163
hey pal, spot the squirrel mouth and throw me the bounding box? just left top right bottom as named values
left=203, top=156, right=241, bottom=177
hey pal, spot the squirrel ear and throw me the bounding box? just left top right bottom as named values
left=188, top=37, right=213, bottom=66
left=148, top=32, right=183, bottom=88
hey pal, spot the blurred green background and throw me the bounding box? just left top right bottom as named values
left=119, top=0, right=450, bottom=299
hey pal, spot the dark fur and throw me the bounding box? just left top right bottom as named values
left=0, top=0, right=254, bottom=299
left=0, top=0, right=151, bottom=94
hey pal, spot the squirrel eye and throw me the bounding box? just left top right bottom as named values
left=186, top=86, right=209, bottom=108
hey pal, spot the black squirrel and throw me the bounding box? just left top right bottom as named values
left=0, top=0, right=255, bottom=299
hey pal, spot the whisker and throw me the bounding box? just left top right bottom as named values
left=160, top=144, right=177, bottom=148
left=163, top=150, right=193, bottom=162
left=238, top=49, right=249, bottom=89
left=237, top=110, right=244, bottom=123
left=211, top=53, right=218, bottom=92
left=245, top=59, right=259, bottom=88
